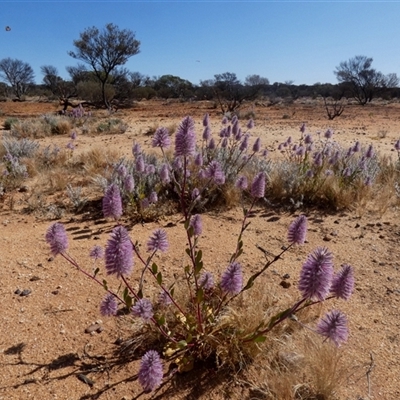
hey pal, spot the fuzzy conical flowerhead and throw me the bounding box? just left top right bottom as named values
left=152, top=127, right=171, bottom=148
left=90, top=245, right=104, bottom=260
left=298, top=247, right=333, bottom=301
left=205, top=161, right=225, bottom=184
left=159, top=163, right=170, bottom=183
left=174, top=116, right=196, bottom=157
left=199, top=271, right=214, bottom=290
left=331, top=264, right=354, bottom=300
left=124, top=175, right=135, bottom=193
left=203, top=126, right=211, bottom=141
left=247, top=119, right=254, bottom=130
left=100, top=293, right=118, bottom=316
left=132, top=298, right=154, bottom=321
left=220, top=261, right=243, bottom=294
left=395, top=139, right=400, bottom=151
left=105, top=226, right=133, bottom=277
left=252, top=137, right=261, bottom=152
left=158, top=290, right=173, bottom=306
left=316, top=310, right=349, bottom=346
left=251, top=172, right=266, bottom=198
left=149, top=191, right=158, bottom=204
left=203, top=113, right=210, bottom=127
left=102, top=183, right=123, bottom=220
left=45, top=222, right=68, bottom=256
left=135, top=154, right=145, bottom=173
left=189, top=214, right=202, bottom=236
left=147, top=229, right=169, bottom=252
left=138, top=350, right=163, bottom=392
left=236, top=175, right=248, bottom=190
left=288, top=215, right=307, bottom=245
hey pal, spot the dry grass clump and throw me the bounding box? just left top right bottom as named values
left=10, top=118, right=51, bottom=138
left=244, top=332, right=348, bottom=400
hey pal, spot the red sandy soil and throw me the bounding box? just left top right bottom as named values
left=0, top=99, right=400, bottom=399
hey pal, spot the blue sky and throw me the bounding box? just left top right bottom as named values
left=1, top=1, right=400, bottom=86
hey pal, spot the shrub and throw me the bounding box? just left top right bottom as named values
left=3, top=117, right=18, bottom=130
left=45, top=114, right=354, bottom=394
left=96, top=119, right=128, bottom=134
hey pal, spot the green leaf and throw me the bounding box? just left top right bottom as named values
left=253, top=335, right=267, bottom=343
left=93, top=268, right=99, bottom=277
left=102, top=279, right=108, bottom=291
left=151, top=263, right=158, bottom=274
left=170, top=287, right=175, bottom=297
left=195, top=249, right=202, bottom=263
left=157, top=272, right=163, bottom=285
left=178, top=340, right=187, bottom=349
left=185, top=248, right=191, bottom=257
left=156, top=315, right=165, bottom=326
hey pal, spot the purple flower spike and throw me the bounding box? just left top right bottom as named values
left=100, top=293, right=118, bottom=316
left=199, top=271, right=214, bottom=290
left=160, top=163, right=170, bottom=183
left=205, top=161, right=225, bottom=185
left=203, top=113, right=210, bottom=127
left=147, top=229, right=169, bottom=252
left=300, top=123, right=306, bottom=134
left=138, top=350, right=163, bottom=392
left=316, top=310, right=349, bottom=347
left=287, top=214, right=307, bottom=245
left=135, top=155, right=145, bottom=173
left=203, top=126, right=211, bottom=141
left=158, top=290, right=173, bottom=306
left=331, top=264, right=355, bottom=300
left=124, top=175, right=135, bottom=193
left=298, top=247, right=334, bottom=301
left=174, top=116, right=196, bottom=158
left=90, top=245, right=104, bottom=260
left=105, top=226, right=133, bottom=277
left=70, top=131, right=77, bottom=140
left=304, top=134, right=313, bottom=144
left=45, top=222, right=68, bottom=256
left=395, top=139, right=400, bottom=151
left=239, top=135, right=249, bottom=152
left=208, top=138, right=216, bottom=150
left=189, top=214, right=202, bottom=236
left=132, top=142, right=141, bottom=156
left=251, top=172, right=266, bottom=198
left=365, top=144, right=374, bottom=158
left=149, top=191, right=158, bottom=204
left=145, top=164, right=156, bottom=175
left=152, top=127, right=171, bottom=148
left=324, top=129, right=333, bottom=139
left=252, top=138, right=261, bottom=152
left=102, top=183, right=123, bottom=220
left=236, top=175, right=248, bottom=190
left=247, top=119, right=254, bottom=130
left=195, top=152, right=203, bottom=167
left=132, top=298, right=154, bottom=321
left=192, top=187, right=200, bottom=201
left=221, top=116, right=228, bottom=125
left=220, top=261, right=243, bottom=294
left=116, top=164, right=127, bottom=178
left=352, top=141, right=361, bottom=153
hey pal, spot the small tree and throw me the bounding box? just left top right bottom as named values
left=0, top=57, right=35, bottom=100
left=334, top=55, right=399, bottom=105
left=68, top=23, right=140, bottom=109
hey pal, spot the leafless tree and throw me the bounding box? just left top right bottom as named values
left=335, top=55, right=399, bottom=105
left=0, top=57, right=35, bottom=100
